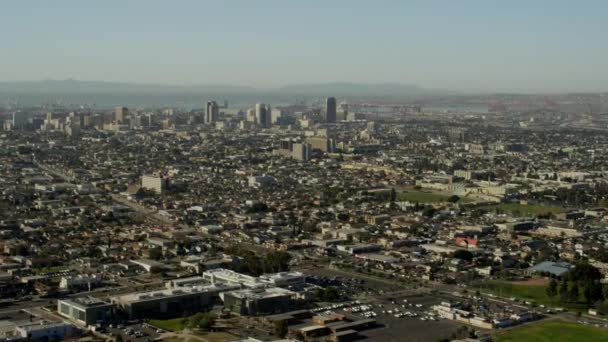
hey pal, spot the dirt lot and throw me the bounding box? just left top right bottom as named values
left=509, top=277, right=549, bottom=287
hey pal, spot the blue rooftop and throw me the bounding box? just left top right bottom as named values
left=528, top=261, right=573, bottom=277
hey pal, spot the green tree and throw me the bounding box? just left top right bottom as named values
left=316, top=287, right=341, bottom=302
left=148, top=247, right=163, bottom=260
left=274, top=320, right=288, bottom=338
left=569, top=263, right=603, bottom=283
left=187, top=313, right=216, bottom=331
left=584, top=282, right=604, bottom=305
left=559, top=279, right=569, bottom=303
left=448, top=195, right=460, bottom=203
left=568, top=283, right=580, bottom=303
left=423, top=206, right=437, bottom=218
left=546, top=278, right=558, bottom=298
left=390, top=188, right=397, bottom=203
left=603, top=284, right=608, bottom=301
left=452, top=250, right=473, bottom=262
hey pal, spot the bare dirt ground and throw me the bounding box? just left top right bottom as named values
left=510, top=277, right=549, bottom=286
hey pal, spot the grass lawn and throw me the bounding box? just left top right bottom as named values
left=32, top=265, right=69, bottom=274
left=398, top=190, right=473, bottom=203
left=196, top=332, right=239, bottom=342
left=475, top=280, right=587, bottom=311
left=479, top=203, right=565, bottom=216
left=148, top=317, right=187, bottom=332
left=496, top=320, right=608, bottom=342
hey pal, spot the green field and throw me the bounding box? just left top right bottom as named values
left=479, top=203, right=565, bottom=216
left=476, top=281, right=586, bottom=311
left=160, top=332, right=238, bottom=342
left=33, top=265, right=69, bottom=275
left=148, top=317, right=187, bottom=332
left=496, top=320, right=608, bottom=342
left=398, top=190, right=472, bottom=203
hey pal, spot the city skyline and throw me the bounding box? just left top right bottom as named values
left=1, top=0, right=607, bottom=93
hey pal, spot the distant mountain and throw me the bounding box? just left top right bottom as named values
left=0, top=79, right=451, bottom=97
left=0, top=79, right=257, bottom=94
left=277, top=82, right=449, bottom=96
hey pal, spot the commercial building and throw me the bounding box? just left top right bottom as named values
left=326, top=97, right=337, bottom=123
left=292, top=143, right=311, bottom=161
left=255, top=103, right=271, bottom=128
left=205, top=101, right=219, bottom=124
left=259, top=271, right=306, bottom=290
left=59, top=274, right=102, bottom=290
left=248, top=175, right=276, bottom=188
left=110, top=284, right=233, bottom=319
left=57, top=297, right=114, bottom=326
left=11, top=112, right=27, bottom=130
left=221, top=287, right=296, bottom=316
left=141, top=174, right=169, bottom=194
left=114, top=106, right=128, bottom=124
left=271, top=108, right=283, bottom=124
left=306, top=136, right=334, bottom=153
left=15, top=321, right=78, bottom=341
left=202, top=268, right=266, bottom=288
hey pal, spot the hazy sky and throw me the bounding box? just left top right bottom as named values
left=1, top=0, right=607, bottom=93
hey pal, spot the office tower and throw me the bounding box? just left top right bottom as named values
left=130, top=115, right=142, bottom=129
left=246, top=108, right=256, bottom=122
left=325, top=97, right=337, bottom=123
left=11, top=111, right=27, bottom=130
left=306, top=136, right=332, bottom=153
left=255, top=103, right=271, bottom=128
left=271, top=108, right=283, bottom=125
left=114, top=106, right=128, bottom=124
left=141, top=174, right=169, bottom=194
left=338, top=101, right=348, bottom=121
left=367, top=121, right=377, bottom=134
left=292, top=143, right=311, bottom=161
left=205, top=101, right=219, bottom=124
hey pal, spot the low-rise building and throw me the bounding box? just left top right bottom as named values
left=57, top=297, right=114, bottom=326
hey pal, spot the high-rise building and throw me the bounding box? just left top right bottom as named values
left=141, top=174, right=169, bottom=194
left=306, top=136, right=333, bottom=153
left=114, top=106, right=128, bottom=124
left=271, top=108, right=283, bottom=125
left=325, top=97, right=337, bottom=123
left=255, top=103, right=271, bottom=128
left=11, top=111, right=27, bottom=130
left=292, top=143, right=311, bottom=161
left=130, top=114, right=142, bottom=129
left=205, top=101, right=219, bottom=124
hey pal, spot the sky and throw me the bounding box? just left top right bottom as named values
left=1, top=0, right=607, bottom=93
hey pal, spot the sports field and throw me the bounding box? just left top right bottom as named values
left=496, top=320, right=608, bottom=342
left=398, top=190, right=473, bottom=203
left=475, top=279, right=586, bottom=310
left=479, top=203, right=565, bottom=216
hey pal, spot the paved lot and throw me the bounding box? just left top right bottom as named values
left=107, top=323, right=160, bottom=342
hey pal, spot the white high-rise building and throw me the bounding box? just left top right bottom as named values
left=255, top=103, right=271, bottom=128
left=141, top=174, right=167, bottom=194
left=271, top=108, right=283, bottom=125
left=114, top=106, right=128, bottom=123
left=205, top=101, right=219, bottom=124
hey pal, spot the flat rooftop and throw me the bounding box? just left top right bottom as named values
left=224, top=286, right=295, bottom=300
left=112, top=283, right=236, bottom=304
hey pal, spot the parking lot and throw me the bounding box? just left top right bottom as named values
left=106, top=323, right=161, bottom=342
left=309, top=293, right=467, bottom=342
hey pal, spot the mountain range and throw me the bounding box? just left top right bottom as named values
left=0, top=80, right=449, bottom=96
